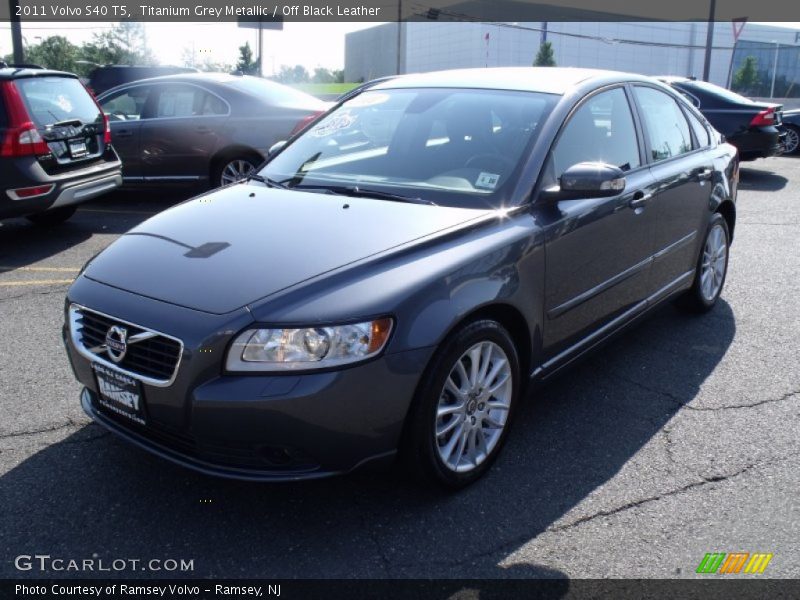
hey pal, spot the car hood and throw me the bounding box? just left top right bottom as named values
left=83, top=183, right=492, bottom=314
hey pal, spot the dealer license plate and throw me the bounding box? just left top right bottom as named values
left=93, top=363, right=145, bottom=425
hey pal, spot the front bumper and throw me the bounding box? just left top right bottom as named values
left=64, top=280, right=431, bottom=481
left=75, top=350, right=429, bottom=481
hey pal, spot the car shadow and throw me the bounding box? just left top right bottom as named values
left=0, top=300, right=735, bottom=580
left=738, top=166, right=788, bottom=191
left=0, top=191, right=185, bottom=272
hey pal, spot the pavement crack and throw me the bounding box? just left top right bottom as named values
left=546, top=462, right=758, bottom=534
left=0, top=287, right=70, bottom=303
left=354, top=501, right=392, bottom=577
left=613, top=374, right=800, bottom=412
left=0, top=419, right=80, bottom=439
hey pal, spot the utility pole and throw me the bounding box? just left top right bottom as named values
left=10, top=0, right=24, bottom=64
left=396, top=0, right=402, bottom=75
left=702, top=0, right=716, bottom=82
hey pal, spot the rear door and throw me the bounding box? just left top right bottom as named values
left=99, top=84, right=152, bottom=180
left=139, top=83, right=229, bottom=184
left=631, top=85, right=714, bottom=295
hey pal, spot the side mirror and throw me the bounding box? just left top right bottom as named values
left=268, top=140, right=287, bottom=157
left=545, top=162, right=626, bottom=200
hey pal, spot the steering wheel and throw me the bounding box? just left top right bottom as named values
left=465, top=153, right=514, bottom=173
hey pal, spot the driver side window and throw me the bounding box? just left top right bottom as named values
left=552, top=87, right=641, bottom=177
left=100, top=86, right=151, bottom=122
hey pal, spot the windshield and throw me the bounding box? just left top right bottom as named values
left=260, top=87, right=557, bottom=208
left=16, top=76, right=102, bottom=128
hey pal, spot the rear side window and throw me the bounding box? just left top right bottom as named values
left=685, top=108, right=710, bottom=148
left=155, top=85, right=200, bottom=118
left=552, top=87, right=641, bottom=175
left=151, top=84, right=227, bottom=118
left=15, top=76, right=101, bottom=128
left=634, top=86, right=693, bottom=161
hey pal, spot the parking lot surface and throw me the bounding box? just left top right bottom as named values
left=1, top=158, right=799, bottom=579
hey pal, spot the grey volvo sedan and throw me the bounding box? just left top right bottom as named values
left=63, top=68, right=738, bottom=487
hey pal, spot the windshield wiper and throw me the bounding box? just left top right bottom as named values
left=246, top=173, right=288, bottom=189
left=293, top=184, right=437, bottom=206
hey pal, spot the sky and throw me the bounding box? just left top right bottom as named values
left=0, top=21, right=376, bottom=73
left=1, top=21, right=799, bottom=73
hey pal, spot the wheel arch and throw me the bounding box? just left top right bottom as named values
left=716, top=199, right=736, bottom=242
left=209, top=145, right=265, bottom=184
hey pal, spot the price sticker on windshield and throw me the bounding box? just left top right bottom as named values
left=475, top=172, right=500, bottom=190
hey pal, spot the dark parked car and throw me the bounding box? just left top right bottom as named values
left=64, top=68, right=738, bottom=487
left=1, top=66, right=121, bottom=225
left=780, top=109, right=800, bottom=154
left=658, top=76, right=784, bottom=161
left=97, top=73, right=328, bottom=189
left=86, top=65, right=198, bottom=96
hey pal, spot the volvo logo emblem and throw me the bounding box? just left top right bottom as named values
left=105, top=325, right=128, bottom=363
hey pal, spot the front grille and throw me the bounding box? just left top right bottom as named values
left=71, top=305, right=182, bottom=384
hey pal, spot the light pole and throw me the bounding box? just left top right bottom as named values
left=769, top=40, right=780, bottom=99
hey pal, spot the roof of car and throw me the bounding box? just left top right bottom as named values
left=656, top=76, right=695, bottom=84
left=370, top=67, right=644, bottom=95
left=97, top=72, right=267, bottom=95
left=0, top=67, right=77, bottom=80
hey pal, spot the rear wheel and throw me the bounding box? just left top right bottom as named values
left=678, top=213, right=730, bottom=313
left=213, top=155, right=260, bottom=187
left=403, top=320, right=520, bottom=488
left=25, top=206, right=77, bottom=226
left=783, top=125, right=799, bottom=155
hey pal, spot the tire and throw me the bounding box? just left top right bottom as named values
left=212, top=155, right=260, bottom=188
left=783, top=125, right=800, bottom=155
left=677, top=212, right=730, bottom=313
left=25, top=206, right=77, bottom=226
left=402, top=319, right=521, bottom=489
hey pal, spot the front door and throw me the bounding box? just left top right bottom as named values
left=537, top=86, right=659, bottom=360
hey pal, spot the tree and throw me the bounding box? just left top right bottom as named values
left=732, top=56, right=761, bottom=95
left=312, top=67, right=335, bottom=84
left=80, top=22, right=155, bottom=67
left=24, top=36, right=80, bottom=72
left=272, top=64, right=310, bottom=84
left=236, top=42, right=259, bottom=75
left=533, top=41, right=556, bottom=67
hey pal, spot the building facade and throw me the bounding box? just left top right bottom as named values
left=345, top=21, right=800, bottom=101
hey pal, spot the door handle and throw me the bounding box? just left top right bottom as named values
left=115, top=130, right=133, bottom=138
left=696, top=167, right=713, bottom=180
left=629, top=190, right=652, bottom=209
left=195, top=126, right=212, bottom=134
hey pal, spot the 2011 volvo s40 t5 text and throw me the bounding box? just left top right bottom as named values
left=63, top=68, right=738, bottom=487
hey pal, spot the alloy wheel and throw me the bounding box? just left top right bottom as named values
left=700, top=223, right=728, bottom=302
left=220, top=159, right=256, bottom=186
left=784, top=127, right=799, bottom=154
left=434, top=341, right=512, bottom=473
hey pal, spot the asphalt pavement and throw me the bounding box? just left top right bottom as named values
left=1, top=159, right=798, bottom=580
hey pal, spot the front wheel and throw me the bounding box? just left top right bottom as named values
left=678, top=213, right=730, bottom=313
left=403, top=320, right=520, bottom=488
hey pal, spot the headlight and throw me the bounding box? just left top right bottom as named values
left=225, top=318, right=393, bottom=372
